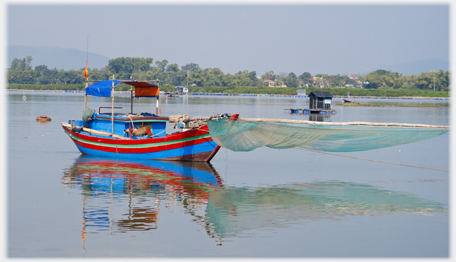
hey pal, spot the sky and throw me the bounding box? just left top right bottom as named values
left=3, top=1, right=452, bottom=76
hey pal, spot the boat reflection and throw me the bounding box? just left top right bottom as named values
left=62, top=157, right=447, bottom=246
left=62, top=156, right=223, bottom=247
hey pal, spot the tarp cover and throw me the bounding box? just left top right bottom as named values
left=86, top=80, right=121, bottom=97
left=85, top=80, right=159, bottom=97
left=135, top=87, right=159, bottom=97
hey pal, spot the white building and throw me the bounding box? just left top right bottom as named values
left=175, top=86, right=189, bottom=95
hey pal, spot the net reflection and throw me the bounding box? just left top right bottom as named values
left=205, top=183, right=447, bottom=239
left=62, top=157, right=447, bottom=246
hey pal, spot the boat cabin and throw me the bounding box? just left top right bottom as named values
left=308, top=91, right=333, bottom=110
left=71, top=79, right=168, bottom=139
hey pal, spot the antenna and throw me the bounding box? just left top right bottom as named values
left=86, top=34, right=89, bottom=61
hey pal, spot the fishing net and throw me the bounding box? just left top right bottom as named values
left=206, top=118, right=449, bottom=152
left=83, top=108, right=96, bottom=123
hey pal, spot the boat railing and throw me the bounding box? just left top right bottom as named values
left=99, top=107, right=122, bottom=114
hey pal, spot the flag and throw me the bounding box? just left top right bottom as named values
left=84, top=60, right=88, bottom=79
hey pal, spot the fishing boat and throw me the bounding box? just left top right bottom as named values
left=62, top=79, right=449, bottom=162
left=342, top=98, right=359, bottom=104
left=62, top=78, right=228, bottom=162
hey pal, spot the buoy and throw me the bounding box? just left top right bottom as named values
left=36, top=115, right=51, bottom=122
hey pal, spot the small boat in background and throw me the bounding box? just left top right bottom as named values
left=343, top=98, right=359, bottom=104
left=62, top=78, right=229, bottom=162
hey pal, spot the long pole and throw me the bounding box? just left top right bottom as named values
left=84, top=35, right=89, bottom=110
left=159, top=80, right=161, bottom=116
left=130, top=85, right=133, bottom=114
left=112, top=75, right=115, bottom=134
left=84, top=80, right=88, bottom=110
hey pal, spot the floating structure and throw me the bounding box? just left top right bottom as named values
left=62, top=78, right=229, bottom=162
left=309, top=91, right=335, bottom=111
left=286, top=91, right=336, bottom=114
left=36, top=115, right=51, bottom=122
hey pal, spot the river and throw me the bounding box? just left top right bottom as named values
left=6, top=90, right=449, bottom=257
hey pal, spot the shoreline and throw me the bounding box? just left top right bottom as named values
left=7, top=89, right=451, bottom=100
left=336, top=103, right=449, bottom=108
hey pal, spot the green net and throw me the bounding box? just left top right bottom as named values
left=82, top=107, right=96, bottom=123
left=207, top=118, right=449, bottom=152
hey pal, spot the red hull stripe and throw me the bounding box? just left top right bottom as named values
left=65, top=129, right=211, bottom=149
left=71, top=134, right=214, bottom=154
left=62, top=125, right=210, bottom=146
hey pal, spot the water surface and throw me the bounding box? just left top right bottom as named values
left=7, top=91, right=449, bottom=257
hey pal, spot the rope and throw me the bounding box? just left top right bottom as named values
left=239, top=117, right=450, bottom=129
left=295, top=147, right=449, bottom=172
left=151, top=125, right=175, bottom=137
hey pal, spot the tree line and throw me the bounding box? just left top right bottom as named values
left=7, top=56, right=450, bottom=91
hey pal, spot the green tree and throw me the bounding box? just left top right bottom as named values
left=107, top=57, right=154, bottom=80
left=188, top=69, right=205, bottom=87
left=155, top=59, right=169, bottom=72
left=181, top=63, right=200, bottom=73
left=416, top=72, right=430, bottom=90
left=261, top=70, right=276, bottom=80
left=284, top=72, right=298, bottom=87
left=363, top=70, right=392, bottom=89
left=298, top=72, right=312, bottom=86
left=10, top=56, right=32, bottom=71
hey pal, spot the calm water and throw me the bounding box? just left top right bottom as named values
left=7, top=91, right=449, bottom=257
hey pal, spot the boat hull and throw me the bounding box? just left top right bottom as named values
left=62, top=124, right=220, bottom=162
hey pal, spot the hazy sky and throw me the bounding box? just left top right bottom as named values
left=6, top=2, right=450, bottom=76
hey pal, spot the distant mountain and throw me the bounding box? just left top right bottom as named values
left=357, top=59, right=449, bottom=76
left=8, top=45, right=110, bottom=70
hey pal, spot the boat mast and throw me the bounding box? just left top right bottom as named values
left=112, top=75, right=115, bottom=135
left=84, top=35, right=89, bottom=110
left=84, top=81, right=88, bottom=110
left=159, top=80, right=161, bottom=115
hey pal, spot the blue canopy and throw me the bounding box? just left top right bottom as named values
left=85, top=80, right=159, bottom=97
left=86, top=80, right=121, bottom=97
